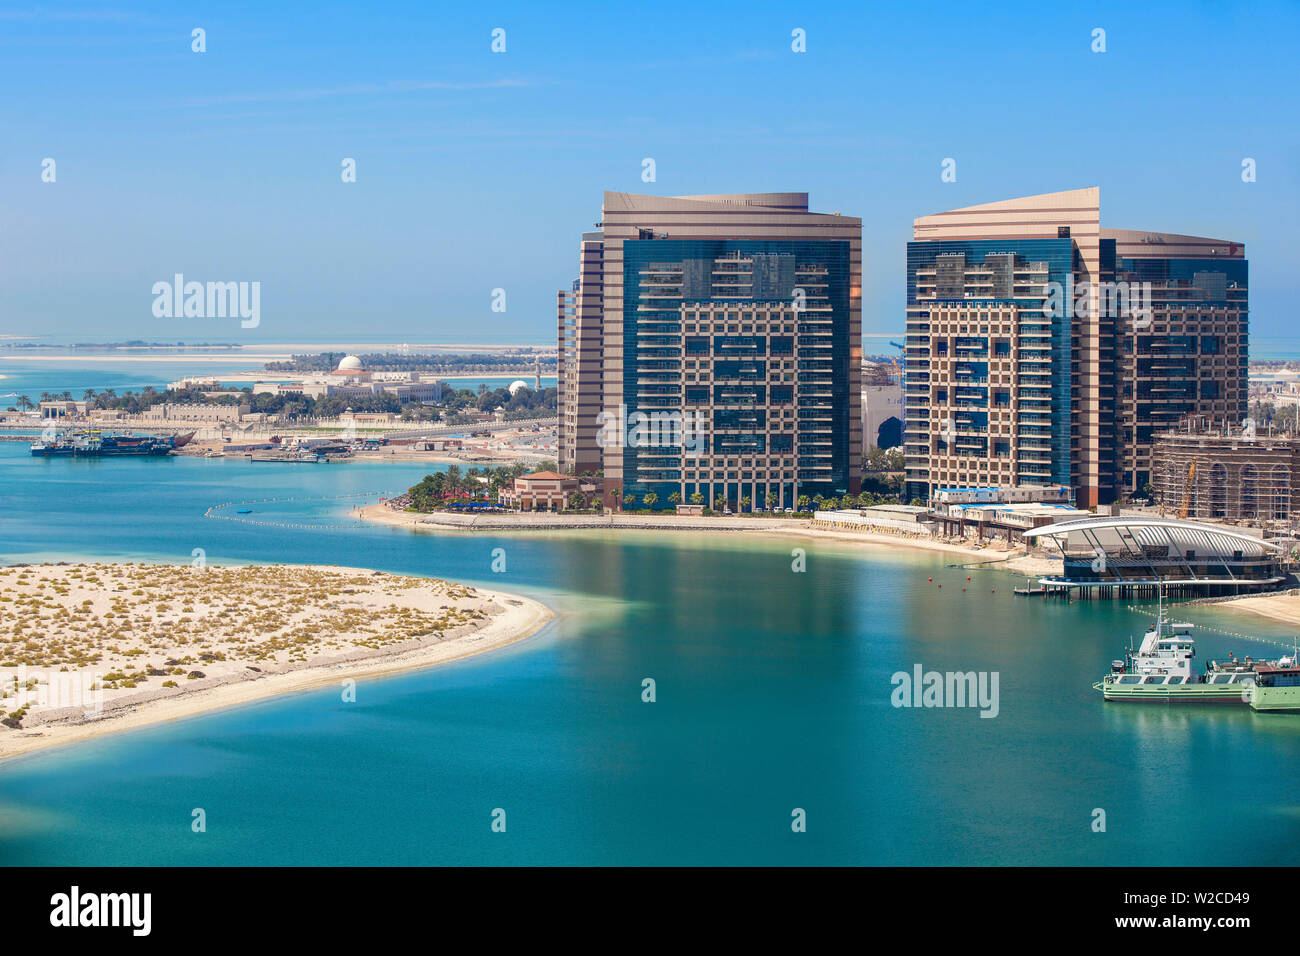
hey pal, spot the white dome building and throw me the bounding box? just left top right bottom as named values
left=337, top=355, right=363, bottom=372
left=507, top=379, right=530, bottom=395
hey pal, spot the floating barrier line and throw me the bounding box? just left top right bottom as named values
left=1126, top=604, right=1300, bottom=652
left=204, top=491, right=396, bottom=532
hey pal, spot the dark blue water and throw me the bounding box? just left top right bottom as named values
left=2, top=441, right=1299, bottom=865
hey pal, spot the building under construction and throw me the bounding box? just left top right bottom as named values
left=1152, top=425, right=1300, bottom=523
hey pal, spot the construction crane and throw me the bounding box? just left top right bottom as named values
left=889, top=341, right=905, bottom=385
left=1179, top=461, right=1195, bottom=520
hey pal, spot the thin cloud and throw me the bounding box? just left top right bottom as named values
left=179, top=78, right=537, bottom=107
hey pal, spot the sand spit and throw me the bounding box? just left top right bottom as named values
left=0, top=562, right=551, bottom=761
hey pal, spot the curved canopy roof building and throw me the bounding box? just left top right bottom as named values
left=1023, top=516, right=1286, bottom=594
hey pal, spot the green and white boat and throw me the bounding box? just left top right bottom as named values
left=1247, top=656, right=1300, bottom=712
left=1094, top=595, right=1261, bottom=704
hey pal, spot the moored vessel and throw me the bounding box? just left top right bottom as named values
left=1247, top=651, right=1300, bottom=712
left=30, top=430, right=181, bottom=457
left=1095, top=591, right=1264, bottom=704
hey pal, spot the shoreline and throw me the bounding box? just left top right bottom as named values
left=355, top=503, right=1062, bottom=576
left=0, top=564, right=553, bottom=764
left=1200, top=590, right=1300, bottom=629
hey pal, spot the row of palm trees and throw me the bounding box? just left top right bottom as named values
left=10, top=388, right=138, bottom=413
left=407, top=461, right=556, bottom=511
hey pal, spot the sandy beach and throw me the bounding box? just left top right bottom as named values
left=1208, top=590, right=1300, bottom=628
left=0, top=562, right=551, bottom=762
left=356, top=502, right=1063, bottom=577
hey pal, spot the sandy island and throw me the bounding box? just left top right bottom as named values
left=0, top=562, right=551, bottom=762
left=355, top=502, right=1063, bottom=577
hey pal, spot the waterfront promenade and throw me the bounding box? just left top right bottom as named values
left=356, top=502, right=1063, bottom=576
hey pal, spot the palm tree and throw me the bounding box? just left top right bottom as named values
left=766, top=492, right=780, bottom=511
left=797, top=494, right=811, bottom=511
left=668, top=491, right=681, bottom=505
left=690, top=491, right=705, bottom=505
left=17, top=395, right=33, bottom=412
left=444, top=464, right=463, bottom=496
left=739, top=495, right=751, bottom=512
left=623, top=493, right=635, bottom=509
left=642, top=492, right=658, bottom=509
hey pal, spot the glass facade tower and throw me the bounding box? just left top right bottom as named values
left=558, top=192, right=862, bottom=511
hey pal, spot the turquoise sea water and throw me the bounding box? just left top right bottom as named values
left=2, top=441, right=1300, bottom=865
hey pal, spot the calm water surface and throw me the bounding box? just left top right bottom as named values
left=1, top=441, right=1299, bottom=865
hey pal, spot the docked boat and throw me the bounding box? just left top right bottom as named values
left=1095, top=593, right=1263, bottom=704
left=30, top=430, right=180, bottom=457
left=1247, top=652, right=1300, bottom=712
left=28, top=437, right=75, bottom=456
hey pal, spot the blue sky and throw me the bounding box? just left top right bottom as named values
left=1, top=0, right=1296, bottom=348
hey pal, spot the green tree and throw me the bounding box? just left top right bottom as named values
left=690, top=491, right=705, bottom=505
left=797, top=494, right=811, bottom=511
left=668, top=491, right=681, bottom=505
left=444, top=464, right=463, bottom=495
left=739, top=495, right=751, bottom=511
left=567, top=491, right=585, bottom=511
left=766, top=492, right=780, bottom=511
left=642, top=492, right=658, bottom=509
left=623, top=493, right=635, bottom=508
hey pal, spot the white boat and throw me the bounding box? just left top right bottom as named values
left=1095, top=589, right=1261, bottom=703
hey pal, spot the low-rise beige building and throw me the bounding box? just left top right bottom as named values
left=141, top=403, right=249, bottom=423
left=499, top=471, right=581, bottom=511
